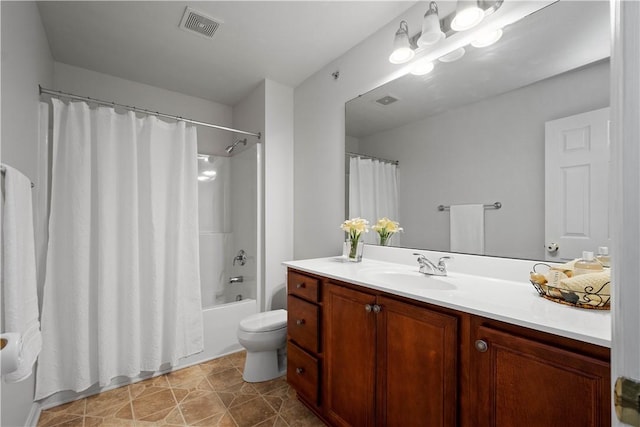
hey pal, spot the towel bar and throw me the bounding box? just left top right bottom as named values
left=438, top=202, right=501, bottom=211
left=0, top=165, right=35, bottom=188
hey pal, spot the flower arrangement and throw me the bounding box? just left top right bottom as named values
left=372, top=217, right=403, bottom=246
left=340, top=217, right=369, bottom=260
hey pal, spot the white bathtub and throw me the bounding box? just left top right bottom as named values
left=178, top=298, right=257, bottom=367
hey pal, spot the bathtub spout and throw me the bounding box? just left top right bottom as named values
left=229, top=276, right=244, bottom=284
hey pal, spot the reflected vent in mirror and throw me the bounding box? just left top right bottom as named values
left=179, top=7, right=222, bottom=39
left=376, top=96, right=399, bottom=106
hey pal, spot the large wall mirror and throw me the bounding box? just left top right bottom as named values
left=345, top=1, right=610, bottom=261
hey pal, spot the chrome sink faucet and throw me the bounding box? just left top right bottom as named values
left=413, top=253, right=452, bottom=276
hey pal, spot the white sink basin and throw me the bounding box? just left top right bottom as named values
left=358, top=268, right=456, bottom=291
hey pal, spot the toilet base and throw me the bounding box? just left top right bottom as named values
left=242, top=347, right=287, bottom=383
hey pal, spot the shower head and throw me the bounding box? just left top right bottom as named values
left=225, top=138, right=247, bottom=154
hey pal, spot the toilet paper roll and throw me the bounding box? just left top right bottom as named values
left=1, top=333, right=21, bottom=375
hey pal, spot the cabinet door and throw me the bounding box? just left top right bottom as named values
left=324, top=284, right=377, bottom=427
left=472, top=326, right=610, bottom=427
left=377, top=296, right=457, bottom=427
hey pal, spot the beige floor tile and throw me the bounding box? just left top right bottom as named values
left=85, top=387, right=131, bottom=417
left=207, top=368, right=244, bottom=391
left=273, top=416, right=290, bottom=427
left=228, top=397, right=277, bottom=427
left=45, top=399, right=86, bottom=415
left=37, top=411, right=83, bottom=427
left=37, top=351, right=324, bottom=427
left=179, top=391, right=227, bottom=424
left=131, top=388, right=177, bottom=420
left=253, top=416, right=277, bottom=427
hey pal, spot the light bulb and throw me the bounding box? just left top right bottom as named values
left=417, top=2, right=444, bottom=47
left=451, top=2, right=484, bottom=31
left=389, top=47, right=415, bottom=64
left=410, top=58, right=435, bottom=76
left=389, top=21, right=415, bottom=64
left=471, top=28, right=503, bottom=48
left=203, top=170, right=217, bottom=178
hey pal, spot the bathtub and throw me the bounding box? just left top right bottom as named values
left=178, top=298, right=258, bottom=367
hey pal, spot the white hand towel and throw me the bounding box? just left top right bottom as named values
left=1, top=164, right=42, bottom=382
left=450, top=204, right=485, bottom=255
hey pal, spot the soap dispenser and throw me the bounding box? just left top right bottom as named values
left=574, top=251, right=604, bottom=275
left=596, top=246, right=610, bottom=268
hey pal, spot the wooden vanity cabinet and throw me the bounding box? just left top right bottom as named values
left=323, top=283, right=458, bottom=427
left=286, top=270, right=322, bottom=409
left=285, top=268, right=611, bottom=427
left=467, top=317, right=611, bottom=427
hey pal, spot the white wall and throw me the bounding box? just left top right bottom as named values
left=232, top=79, right=294, bottom=312
left=293, top=3, right=423, bottom=260
left=264, top=80, right=294, bottom=311
left=1, top=2, right=53, bottom=426
left=233, top=82, right=266, bottom=310
left=357, top=61, right=609, bottom=260
left=52, top=62, right=233, bottom=154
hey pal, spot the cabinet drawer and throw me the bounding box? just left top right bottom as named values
left=288, top=270, right=320, bottom=302
left=288, top=296, right=320, bottom=353
left=287, top=342, right=319, bottom=406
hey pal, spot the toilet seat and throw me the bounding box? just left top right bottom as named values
left=239, top=309, right=287, bottom=333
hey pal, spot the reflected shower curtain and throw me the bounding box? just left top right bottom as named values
left=35, top=99, right=203, bottom=399
left=348, top=156, right=399, bottom=244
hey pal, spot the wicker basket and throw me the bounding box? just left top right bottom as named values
left=530, top=263, right=611, bottom=310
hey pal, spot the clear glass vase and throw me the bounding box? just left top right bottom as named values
left=343, top=238, right=364, bottom=262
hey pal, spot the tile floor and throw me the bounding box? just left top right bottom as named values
left=37, top=351, right=325, bottom=427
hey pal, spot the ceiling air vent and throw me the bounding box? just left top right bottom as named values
left=376, top=96, right=399, bottom=106
left=179, top=7, right=222, bottom=39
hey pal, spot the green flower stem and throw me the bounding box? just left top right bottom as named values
left=349, top=233, right=360, bottom=259
left=378, top=230, right=393, bottom=246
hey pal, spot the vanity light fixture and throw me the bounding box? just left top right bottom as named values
left=417, top=2, right=445, bottom=47
left=451, top=0, right=485, bottom=32
left=410, top=58, right=435, bottom=75
left=438, top=47, right=466, bottom=63
left=389, top=20, right=415, bottom=64
left=471, top=28, right=503, bottom=47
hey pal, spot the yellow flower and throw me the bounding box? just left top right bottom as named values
left=372, top=217, right=403, bottom=246
left=340, top=217, right=369, bottom=239
left=372, top=217, right=402, bottom=234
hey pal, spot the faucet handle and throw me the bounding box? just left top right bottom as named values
left=437, top=256, right=452, bottom=268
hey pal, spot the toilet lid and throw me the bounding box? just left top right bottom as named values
left=239, top=309, right=287, bottom=332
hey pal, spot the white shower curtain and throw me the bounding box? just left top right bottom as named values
left=348, top=156, right=399, bottom=244
left=35, top=99, right=203, bottom=399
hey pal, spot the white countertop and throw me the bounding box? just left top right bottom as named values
left=283, top=253, right=611, bottom=348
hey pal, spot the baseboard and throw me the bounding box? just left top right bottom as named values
left=24, top=402, right=41, bottom=427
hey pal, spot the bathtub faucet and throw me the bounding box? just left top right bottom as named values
left=229, top=276, right=244, bottom=284
left=233, top=250, right=247, bottom=266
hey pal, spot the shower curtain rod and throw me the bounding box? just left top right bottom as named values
left=346, top=152, right=399, bottom=165
left=38, top=85, right=262, bottom=140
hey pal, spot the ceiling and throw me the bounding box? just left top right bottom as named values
left=37, top=1, right=416, bottom=107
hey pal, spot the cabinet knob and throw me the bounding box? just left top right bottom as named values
left=365, top=304, right=373, bottom=312
left=296, top=319, right=305, bottom=326
left=296, top=283, right=305, bottom=289
left=296, top=367, right=304, bottom=375
left=475, top=339, right=488, bottom=353
left=373, top=304, right=382, bottom=313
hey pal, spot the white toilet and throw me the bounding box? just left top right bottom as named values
left=237, top=309, right=288, bottom=382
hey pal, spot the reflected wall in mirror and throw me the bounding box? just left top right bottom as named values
left=345, top=1, right=610, bottom=261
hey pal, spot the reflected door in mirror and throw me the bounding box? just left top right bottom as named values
left=544, top=107, right=610, bottom=261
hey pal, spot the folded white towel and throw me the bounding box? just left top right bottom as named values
left=450, top=204, right=485, bottom=255
left=1, top=164, right=42, bottom=382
